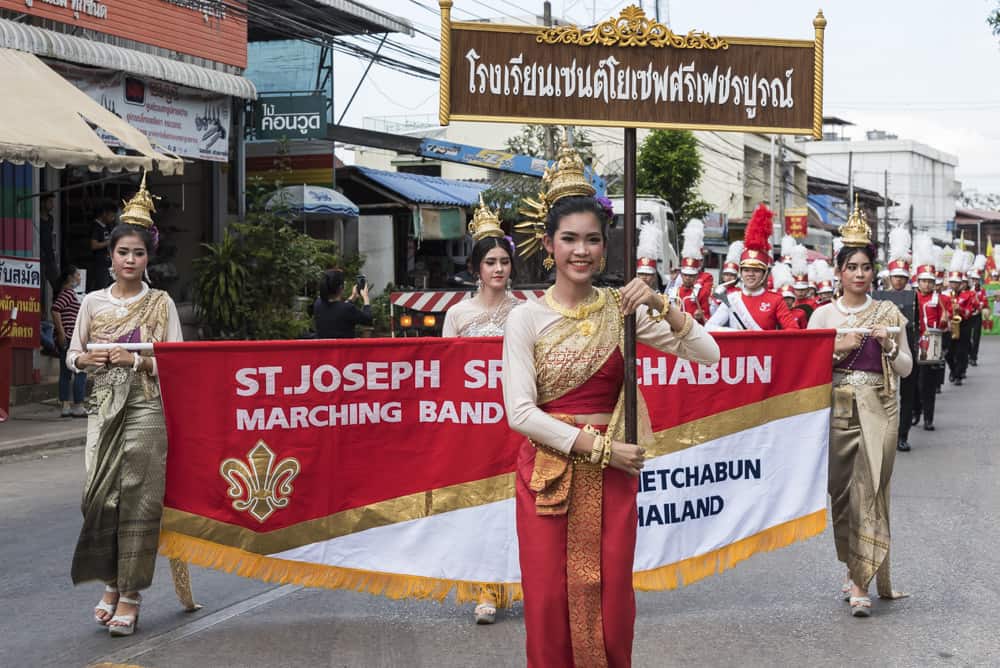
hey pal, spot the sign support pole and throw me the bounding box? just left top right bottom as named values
left=624, top=127, right=637, bottom=444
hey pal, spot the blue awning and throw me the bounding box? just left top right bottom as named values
left=355, top=167, right=489, bottom=206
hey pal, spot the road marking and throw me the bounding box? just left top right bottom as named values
left=95, top=584, right=301, bottom=664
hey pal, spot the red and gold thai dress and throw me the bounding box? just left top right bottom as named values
left=502, top=287, right=719, bottom=667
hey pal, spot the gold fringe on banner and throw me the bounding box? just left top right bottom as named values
left=158, top=530, right=523, bottom=607
left=632, top=509, right=827, bottom=591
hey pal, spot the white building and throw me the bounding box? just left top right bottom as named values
left=803, top=133, right=960, bottom=238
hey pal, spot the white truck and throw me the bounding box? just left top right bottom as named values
left=607, top=195, right=679, bottom=286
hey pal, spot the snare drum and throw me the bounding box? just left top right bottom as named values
left=919, top=329, right=944, bottom=365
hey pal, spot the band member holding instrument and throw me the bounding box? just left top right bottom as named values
left=808, top=202, right=912, bottom=619
left=911, top=235, right=949, bottom=432
left=945, top=249, right=974, bottom=385
left=968, top=255, right=987, bottom=366
left=791, top=244, right=819, bottom=324
left=673, top=219, right=710, bottom=324
left=885, top=227, right=917, bottom=452
left=706, top=204, right=800, bottom=331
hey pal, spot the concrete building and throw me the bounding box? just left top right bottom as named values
left=803, top=131, right=960, bottom=240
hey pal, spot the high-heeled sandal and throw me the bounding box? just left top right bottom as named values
left=473, top=602, right=496, bottom=625
left=108, top=594, right=142, bottom=637
left=840, top=579, right=854, bottom=602
left=849, top=595, right=872, bottom=617
left=94, top=585, right=118, bottom=626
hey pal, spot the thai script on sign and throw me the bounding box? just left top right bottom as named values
left=0, top=260, right=41, bottom=289
left=464, top=49, right=795, bottom=120
left=160, top=0, right=226, bottom=20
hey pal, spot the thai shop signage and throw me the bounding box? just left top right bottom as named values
left=785, top=207, right=809, bottom=238
left=252, top=95, right=328, bottom=141
left=51, top=62, right=232, bottom=162
left=0, top=256, right=41, bottom=349
left=439, top=3, right=826, bottom=137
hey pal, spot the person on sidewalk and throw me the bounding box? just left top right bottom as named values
left=50, top=265, right=86, bottom=417
left=442, top=198, right=522, bottom=625
left=808, top=204, right=912, bottom=619
left=88, top=200, right=117, bottom=292
left=66, top=175, right=183, bottom=637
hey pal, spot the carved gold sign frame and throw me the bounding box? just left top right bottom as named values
left=438, top=1, right=826, bottom=139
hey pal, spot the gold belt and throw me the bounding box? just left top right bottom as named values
left=832, top=370, right=883, bottom=387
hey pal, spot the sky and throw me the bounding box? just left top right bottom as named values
left=330, top=0, right=1000, bottom=195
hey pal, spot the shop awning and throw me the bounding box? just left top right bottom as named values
left=0, top=18, right=256, bottom=100
left=355, top=167, right=489, bottom=206
left=0, top=49, right=184, bottom=175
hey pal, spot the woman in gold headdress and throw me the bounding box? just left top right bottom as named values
left=808, top=204, right=912, bottom=618
left=502, top=138, right=720, bottom=666
left=67, top=175, right=183, bottom=636
left=442, top=196, right=522, bottom=624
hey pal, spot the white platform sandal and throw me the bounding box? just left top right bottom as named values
left=474, top=602, right=496, bottom=625
left=94, top=585, right=118, bottom=626
left=849, top=595, right=872, bottom=617
left=108, top=594, right=142, bottom=637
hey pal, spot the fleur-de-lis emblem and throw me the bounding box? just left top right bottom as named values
left=220, top=441, right=300, bottom=523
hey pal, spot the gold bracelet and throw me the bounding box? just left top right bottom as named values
left=648, top=293, right=670, bottom=323
left=601, top=436, right=614, bottom=468
left=582, top=425, right=603, bottom=464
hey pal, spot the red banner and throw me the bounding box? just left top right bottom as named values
left=157, top=332, right=833, bottom=536
left=784, top=211, right=808, bottom=239
left=0, top=256, right=42, bottom=349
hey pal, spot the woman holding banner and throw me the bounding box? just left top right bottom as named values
left=66, top=174, right=183, bottom=637
left=442, top=196, right=522, bottom=625
left=808, top=203, right=912, bottom=618
left=502, top=138, right=719, bottom=666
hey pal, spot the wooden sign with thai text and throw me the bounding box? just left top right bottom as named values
left=438, top=3, right=826, bottom=137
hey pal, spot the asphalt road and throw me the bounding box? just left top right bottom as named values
left=1, top=338, right=998, bottom=668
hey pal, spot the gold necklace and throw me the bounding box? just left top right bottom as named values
left=545, top=287, right=605, bottom=336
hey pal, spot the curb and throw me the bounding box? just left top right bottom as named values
left=0, top=433, right=86, bottom=459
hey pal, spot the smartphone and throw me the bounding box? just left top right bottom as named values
left=356, top=274, right=367, bottom=290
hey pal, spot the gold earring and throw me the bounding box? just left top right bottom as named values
left=543, top=253, right=555, bottom=271
left=598, top=257, right=606, bottom=273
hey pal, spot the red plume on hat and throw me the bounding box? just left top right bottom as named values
left=740, top=203, right=774, bottom=270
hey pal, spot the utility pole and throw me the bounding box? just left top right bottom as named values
left=882, top=169, right=889, bottom=261
left=908, top=203, right=914, bottom=242
left=543, top=1, right=555, bottom=160
left=769, top=135, right=776, bottom=210
left=847, top=150, right=854, bottom=208
left=654, top=0, right=660, bottom=21
left=778, top=137, right=787, bottom=245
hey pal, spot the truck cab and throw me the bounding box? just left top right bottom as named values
left=607, top=196, right=678, bottom=286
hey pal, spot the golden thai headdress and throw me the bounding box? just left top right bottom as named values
left=840, top=196, right=872, bottom=248
left=468, top=193, right=505, bottom=242
left=120, top=170, right=157, bottom=228
left=515, top=130, right=596, bottom=258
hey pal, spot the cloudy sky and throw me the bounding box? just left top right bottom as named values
left=332, top=0, right=1000, bottom=194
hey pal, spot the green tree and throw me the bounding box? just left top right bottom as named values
left=193, top=177, right=356, bottom=340
left=505, top=125, right=596, bottom=164
left=480, top=174, right=550, bottom=284
left=990, top=3, right=1000, bottom=36
left=637, top=130, right=713, bottom=229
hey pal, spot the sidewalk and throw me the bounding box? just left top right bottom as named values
left=0, top=399, right=88, bottom=458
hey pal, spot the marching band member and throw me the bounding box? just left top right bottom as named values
left=706, top=204, right=800, bottom=331
left=673, top=218, right=710, bottom=324
left=885, top=226, right=917, bottom=452
left=814, top=259, right=835, bottom=305
left=791, top=243, right=819, bottom=323
left=773, top=262, right=801, bottom=322
left=934, top=249, right=951, bottom=394
left=635, top=220, right=664, bottom=293
left=503, top=137, right=719, bottom=666
left=67, top=175, right=184, bottom=637
left=911, top=235, right=949, bottom=432
left=946, top=249, right=974, bottom=385
left=711, top=240, right=743, bottom=314
left=808, top=203, right=912, bottom=618
left=968, top=254, right=987, bottom=366
left=442, top=196, right=522, bottom=625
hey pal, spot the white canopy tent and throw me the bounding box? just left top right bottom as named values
left=0, top=48, right=183, bottom=175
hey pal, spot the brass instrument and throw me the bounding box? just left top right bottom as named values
left=950, top=314, right=962, bottom=338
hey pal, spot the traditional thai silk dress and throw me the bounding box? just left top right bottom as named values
left=442, top=293, right=522, bottom=611
left=66, top=284, right=182, bottom=592
left=503, top=287, right=719, bottom=667
left=808, top=298, right=912, bottom=596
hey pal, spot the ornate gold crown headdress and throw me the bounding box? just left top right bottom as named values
left=120, top=170, right=158, bottom=228
left=515, top=130, right=596, bottom=258
left=469, top=194, right=505, bottom=242
left=840, top=195, right=871, bottom=248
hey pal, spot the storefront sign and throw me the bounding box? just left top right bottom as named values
left=252, top=95, right=328, bottom=141
left=53, top=62, right=231, bottom=162
left=0, top=256, right=41, bottom=349
left=439, top=4, right=826, bottom=136
left=785, top=207, right=808, bottom=238
left=3, top=0, right=247, bottom=67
